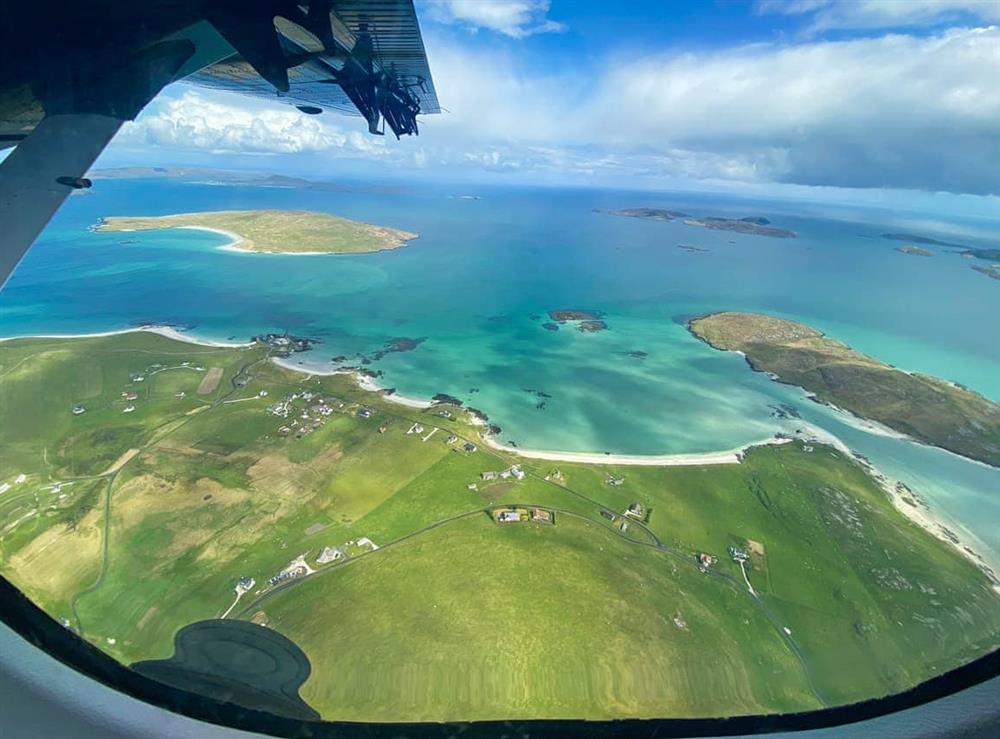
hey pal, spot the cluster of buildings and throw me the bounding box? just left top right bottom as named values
left=267, top=554, right=313, bottom=587
left=72, top=361, right=212, bottom=417
left=623, top=502, right=645, bottom=519
left=480, top=464, right=525, bottom=482
left=728, top=545, right=749, bottom=563
left=494, top=507, right=554, bottom=525
left=269, top=391, right=343, bottom=438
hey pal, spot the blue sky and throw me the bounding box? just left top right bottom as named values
left=104, top=1, right=1000, bottom=209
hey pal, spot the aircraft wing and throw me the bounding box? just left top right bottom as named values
left=0, top=1, right=439, bottom=288
left=189, top=0, right=440, bottom=129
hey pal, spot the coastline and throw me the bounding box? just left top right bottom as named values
left=271, top=356, right=433, bottom=409
left=104, top=220, right=417, bottom=256
left=793, top=421, right=1000, bottom=582
left=177, top=225, right=246, bottom=251
left=4, top=325, right=997, bottom=579
left=0, top=325, right=254, bottom=349
left=477, top=432, right=768, bottom=466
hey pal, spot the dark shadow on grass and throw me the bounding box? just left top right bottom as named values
left=132, top=619, right=319, bottom=721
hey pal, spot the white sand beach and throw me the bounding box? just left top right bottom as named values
left=0, top=325, right=253, bottom=348
left=478, top=432, right=767, bottom=466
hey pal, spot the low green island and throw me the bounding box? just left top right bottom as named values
left=96, top=209, right=418, bottom=254
left=972, top=263, right=1000, bottom=281
left=603, top=208, right=796, bottom=238
left=896, top=245, right=934, bottom=257
left=2, top=330, right=998, bottom=721
left=689, top=312, right=1000, bottom=467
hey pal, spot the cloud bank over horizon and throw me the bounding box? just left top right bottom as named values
left=114, top=4, right=1000, bottom=199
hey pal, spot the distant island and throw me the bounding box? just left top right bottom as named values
left=896, top=245, right=934, bottom=257
left=96, top=209, right=418, bottom=255
left=881, top=233, right=965, bottom=248
left=600, top=207, right=690, bottom=221
left=689, top=312, right=1000, bottom=467
left=602, top=208, right=796, bottom=238
left=90, top=167, right=405, bottom=194
left=961, top=248, right=1000, bottom=261
left=972, top=263, right=1000, bottom=281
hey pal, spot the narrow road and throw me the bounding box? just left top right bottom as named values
left=69, top=350, right=272, bottom=635
left=60, top=350, right=829, bottom=707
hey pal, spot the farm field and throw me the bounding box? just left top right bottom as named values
left=1, top=331, right=998, bottom=720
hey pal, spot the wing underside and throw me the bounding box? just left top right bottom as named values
left=188, top=0, right=440, bottom=122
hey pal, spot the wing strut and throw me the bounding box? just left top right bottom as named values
left=0, top=41, right=195, bottom=288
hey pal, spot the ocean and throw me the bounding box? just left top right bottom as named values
left=2, top=178, right=999, bottom=561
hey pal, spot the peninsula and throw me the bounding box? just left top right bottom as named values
left=96, top=209, right=418, bottom=254
left=689, top=312, right=1000, bottom=467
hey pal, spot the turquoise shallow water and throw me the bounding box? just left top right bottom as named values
left=2, top=179, right=999, bottom=559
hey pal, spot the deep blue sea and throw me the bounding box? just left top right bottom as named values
left=2, top=178, right=999, bottom=560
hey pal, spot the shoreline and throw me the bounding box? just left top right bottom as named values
left=0, top=325, right=254, bottom=349
left=477, top=432, right=773, bottom=466
left=5, top=325, right=998, bottom=578
left=271, top=357, right=433, bottom=409
left=177, top=225, right=246, bottom=251
left=792, top=421, right=1000, bottom=582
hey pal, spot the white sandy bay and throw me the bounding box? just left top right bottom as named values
left=174, top=226, right=372, bottom=256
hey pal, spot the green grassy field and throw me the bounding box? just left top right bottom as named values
left=97, top=210, right=418, bottom=254
left=1, top=331, right=997, bottom=721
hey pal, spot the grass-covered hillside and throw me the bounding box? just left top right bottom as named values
left=690, top=312, right=1000, bottom=467
left=0, top=332, right=997, bottom=720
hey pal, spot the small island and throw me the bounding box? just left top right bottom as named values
left=96, top=209, right=418, bottom=255
left=682, top=216, right=796, bottom=238
left=602, top=208, right=796, bottom=238
left=961, top=248, right=1000, bottom=261
left=896, top=245, right=934, bottom=257
left=548, top=309, right=608, bottom=332
left=881, top=233, right=965, bottom=248
left=972, top=263, right=1000, bottom=281
left=600, top=207, right=689, bottom=220
left=689, top=312, right=1000, bottom=467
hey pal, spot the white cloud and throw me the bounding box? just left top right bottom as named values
left=585, top=27, right=1000, bottom=192
left=114, top=25, right=1000, bottom=195
left=415, top=26, right=1000, bottom=192
left=758, top=0, right=1000, bottom=33
left=424, top=0, right=566, bottom=38
left=119, top=89, right=388, bottom=157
